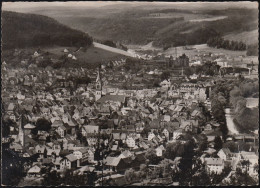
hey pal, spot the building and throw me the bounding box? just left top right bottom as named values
left=126, top=136, right=136, bottom=148
left=217, top=148, right=233, bottom=161
left=204, top=158, right=224, bottom=174
left=246, top=98, right=259, bottom=108
left=95, top=70, right=102, bottom=101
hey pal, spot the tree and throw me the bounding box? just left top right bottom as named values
left=161, top=71, right=171, bottom=81
left=222, top=167, right=257, bottom=186
left=192, top=163, right=211, bottom=186
left=158, top=159, right=175, bottom=178
left=2, top=148, right=26, bottom=185
left=164, top=141, right=184, bottom=160
left=44, top=148, right=48, bottom=158
left=35, top=118, right=52, bottom=132
left=125, top=168, right=135, bottom=183
left=2, top=118, right=16, bottom=137
left=185, top=67, right=193, bottom=77
left=145, top=148, right=161, bottom=165
left=214, top=136, right=223, bottom=151
left=211, top=164, right=232, bottom=185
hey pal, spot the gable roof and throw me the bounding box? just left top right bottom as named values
left=83, top=125, right=99, bottom=133
left=97, top=95, right=126, bottom=103
left=66, top=153, right=78, bottom=162
left=104, top=157, right=121, bottom=166
left=7, top=103, right=15, bottom=111
left=205, top=158, right=223, bottom=165
left=24, top=123, right=36, bottom=129
left=28, top=165, right=41, bottom=173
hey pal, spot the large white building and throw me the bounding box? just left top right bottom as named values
left=204, top=158, right=225, bottom=174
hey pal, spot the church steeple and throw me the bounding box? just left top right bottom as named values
left=96, top=69, right=101, bottom=90
left=18, top=115, right=24, bottom=146
left=95, top=66, right=102, bottom=101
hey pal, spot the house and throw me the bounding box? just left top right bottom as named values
left=125, top=136, right=136, bottom=148
left=162, top=127, right=174, bottom=140
left=246, top=98, right=259, bottom=108
left=148, top=132, right=155, bottom=141
left=163, top=115, right=171, bottom=122
left=238, top=151, right=259, bottom=175
left=52, top=120, right=63, bottom=128
left=61, top=154, right=78, bottom=170
left=180, top=121, right=193, bottom=132
left=27, top=164, right=41, bottom=177
left=139, top=141, right=149, bottom=150
left=118, top=150, right=133, bottom=159
left=217, top=148, right=233, bottom=161
left=86, top=136, right=98, bottom=146
left=24, top=123, right=36, bottom=135
left=81, top=125, right=99, bottom=136
left=204, top=158, right=224, bottom=174
left=155, top=145, right=165, bottom=157
left=35, top=145, right=46, bottom=158
left=96, top=95, right=126, bottom=109
left=104, top=156, right=122, bottom=172
left=7, top=103, right=15, bottom=115
left=204, top=123, right=213, bottom=132
left=173, top=129, right=183, bottom=140
left=56, top=125, right=67, bottom=138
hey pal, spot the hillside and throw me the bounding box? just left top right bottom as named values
left=224, top=29, right=258, bottom=45
left=41, top=46, right=127, bottom=68
left=1, top=11, right=93, bottom=49
left=2, top=4, right=258, bottom=48
left=31, top=7, right=258, bottom=48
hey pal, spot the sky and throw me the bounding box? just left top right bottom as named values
left=2, top=1, right=258, bottom=11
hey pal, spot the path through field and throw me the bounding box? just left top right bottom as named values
left=93, top=42, right=135, bottom=57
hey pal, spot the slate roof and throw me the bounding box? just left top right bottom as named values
left=104, top=156, right=121, bottom=166
left=7, top=103, right=15, bottom=111
left=66, top=153, right=78, bottom=162
left=204, top=158, right=223, bottom=166
left=24, top=123, right=36, bottom=129
left=97, top=95, right=126, bottom=103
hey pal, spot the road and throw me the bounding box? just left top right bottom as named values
left=225, top=108, right=239, bottom=134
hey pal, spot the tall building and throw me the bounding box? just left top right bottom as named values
left=18, top=115, right=24, bottom=146
left=95, top=68, right=102, bottom=101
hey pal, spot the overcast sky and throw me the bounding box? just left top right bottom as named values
left=2, top=1, right=258, bottom=10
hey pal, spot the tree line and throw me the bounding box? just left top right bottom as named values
left=207, top=37, right=246, bottom=51
left=230, top=79, right=259, bottom=133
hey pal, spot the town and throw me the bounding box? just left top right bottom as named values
left=2, top=43, right=259, bottom=186
left=1, top=1, right=259, bottom=187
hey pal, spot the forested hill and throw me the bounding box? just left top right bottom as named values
left=2, top=11, right=93, bottom=49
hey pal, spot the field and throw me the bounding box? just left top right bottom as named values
left=224, top=29, right=258, bottom=45
left=164, top=44, right=247, bottom=57
left=93, top=42, right=134, bottom=57
left=42, top=45, right=127, bottom=67
left=189, top=16, right=227, bottom=22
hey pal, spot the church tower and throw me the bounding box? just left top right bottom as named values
left=18, top=115, right=24, bottom=146
left=95, top=68, right=102, bottom=101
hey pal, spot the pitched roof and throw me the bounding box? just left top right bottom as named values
left=97, top=95, right=126, bottom=103
left=83, top=125, right=99, bottom=133
left=66, top=153, right=78, bottom=162
left=7, top=103, right=15, bottom=111
left=24, top=123, right=36, bottom=129
left=28, top=165, right=41, bottom=173
left=246, top=98, right=259, bottom=108
left=221, top=148, right=232, bottom=155
left=111, top=145, right=118, bottom=151
left=104, top=157, right=121, bottom=166
left=205, top=158, right=223, bottom=165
